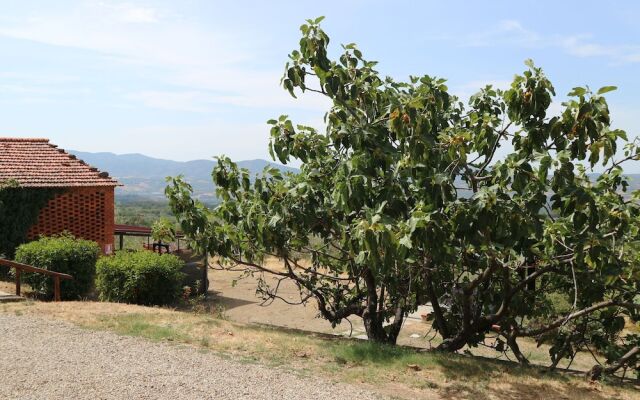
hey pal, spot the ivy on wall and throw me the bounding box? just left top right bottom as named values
left=0, top=180, right=60, bottom=258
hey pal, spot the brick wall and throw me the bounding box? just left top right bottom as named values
left=27, top=186, right=115, bottom=254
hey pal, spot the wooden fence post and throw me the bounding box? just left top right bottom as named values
left=15, top=269, right=21, bottom=296
left=54, top=276, right=61, bottom=302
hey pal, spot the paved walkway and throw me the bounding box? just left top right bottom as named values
left=0, top=314, right=383, bottom=400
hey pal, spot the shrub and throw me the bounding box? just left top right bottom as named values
left=96, top=251, right=185, bottom=305
left=15, top=235, right=100, bottom=300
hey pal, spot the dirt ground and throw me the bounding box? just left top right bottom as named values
left=206, top=266, right=432, bottom=346
left=203, top=261, right=614, bottom=373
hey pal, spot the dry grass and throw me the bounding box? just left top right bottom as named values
left=1, top=300, right=637, bottom=400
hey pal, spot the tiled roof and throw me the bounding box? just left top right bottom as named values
left=0, top=138, right=120, bottom=188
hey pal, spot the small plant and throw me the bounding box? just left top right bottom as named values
left=96, top=251, right=185, bottom=306
left=151, top=218, right=176, bottom=244
left=182, top=285, right=192, bottom=301
left=213, top=303, right=228, bottom=320
left=187, top=293, right=207, bottom=314
left=14, top=234, right=100, bottom=300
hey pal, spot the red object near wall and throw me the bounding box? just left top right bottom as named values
left=27, top=187, right=116, bottom=253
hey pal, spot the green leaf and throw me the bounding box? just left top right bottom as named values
left=597, top=86, right=617, bottom=95
left=268, top=214, right=282, bottom=227
left=355, top=251, right=367, bottom=264
left=568, top=87, right=586, bottom=97
left=399, top=235, right=412, bottom=249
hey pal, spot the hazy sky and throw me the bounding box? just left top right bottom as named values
left=1, top=1, right=639, bottom=170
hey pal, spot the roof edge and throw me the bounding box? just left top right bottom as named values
left=0, top=137, right=49, bottom=142
left=14, top=183, right=122, bottom=188
left=0, top=137, right=121, bottom=187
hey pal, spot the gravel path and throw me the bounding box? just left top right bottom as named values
left=0, top=314, right=382, bottom=400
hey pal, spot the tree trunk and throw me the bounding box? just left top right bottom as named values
left=361, top=268, right=405, bottom=344
left=383, top=303, right=405, bottom=344
left=361, top=304, right=403, bottom=344
left=437, top=334, right=470, bottom=352
left=437, top=317, right=493, bottom=352
left=426, top=273, right=450, bottom=339
left=506, top=330, right=529, bottom=365
left=362, top=311, right=388, bottom=342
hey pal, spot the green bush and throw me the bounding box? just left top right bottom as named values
left=15, top=235, right=100, bottom=300
left=96, top=251, right=185, bottom=305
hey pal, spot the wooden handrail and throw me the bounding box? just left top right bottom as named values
left=0, top=258, right=73, bottom=301
left=0, top=259, right=73, bottom=279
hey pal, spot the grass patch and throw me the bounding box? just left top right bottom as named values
left=97, top=313, right=186, bottom=342
left=329, top=341, right=440, bottom=371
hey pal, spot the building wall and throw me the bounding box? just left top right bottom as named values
left=27, top=186, right=115, bottom=254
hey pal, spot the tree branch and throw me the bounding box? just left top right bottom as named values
left=519, top=300, right=639, bottom=337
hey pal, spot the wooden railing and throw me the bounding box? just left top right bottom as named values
left=0, top=258, right=73, bottom=301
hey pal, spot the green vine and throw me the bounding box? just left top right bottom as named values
left=0, top=180, right=60, bottom=258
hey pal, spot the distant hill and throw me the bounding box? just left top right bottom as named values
left=69, top=151, right=298, bottom=202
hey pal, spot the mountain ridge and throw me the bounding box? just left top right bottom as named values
left=69, top=150, right=298, bottom=202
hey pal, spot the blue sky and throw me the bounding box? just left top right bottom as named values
left=1, top=1, right=639, bottom=170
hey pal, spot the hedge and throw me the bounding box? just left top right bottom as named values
left=96, top=251, right=185, bottom=306
left=15, top=235, right=100, bottom=300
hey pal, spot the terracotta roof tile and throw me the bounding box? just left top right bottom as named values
left=0, top=138, right=120, bottom=188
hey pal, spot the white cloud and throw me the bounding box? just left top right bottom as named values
left=464, top=19, right=544, bottom=48
left=451, top=79, right=512, bottom=101
left=127, top=90, right=217, bottom=113
left=462, top=20, right=640, bottom=64
left=0, top=3, right=248, bottom=69
left=110, top=3, right=160, bottom=23
left=0, top=72, right=90, bottom=104
left=624, top=53, right=640, bottom=63
left=560, top=35, right=640, bottom=64
left=0, top=1, right=318, bottom=114
left=561, top=36, right=612, bottom=57
left=126, top=68, right=331, bottom=113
